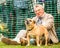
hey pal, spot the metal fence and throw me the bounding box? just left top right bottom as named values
left=0, top=0, right=60, bottom=41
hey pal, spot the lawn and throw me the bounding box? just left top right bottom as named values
left=0, top=42, right=60, bottom=48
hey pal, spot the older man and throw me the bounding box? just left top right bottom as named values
left=32, top=4, right=59, bottom=43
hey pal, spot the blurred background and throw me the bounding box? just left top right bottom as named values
left=0, top=0, right=60, bottom=41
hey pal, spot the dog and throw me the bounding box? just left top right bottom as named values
left=25, top=18, right=49, bottom=46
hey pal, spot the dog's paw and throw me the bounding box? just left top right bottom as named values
left=26, top=44, right=30, bottom=46
left=37, top=44, right=40, bottom=46
left=45, top=44, right=47, bottom=46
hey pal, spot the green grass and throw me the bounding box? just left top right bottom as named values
left=0, top=42, right=60, bottom=48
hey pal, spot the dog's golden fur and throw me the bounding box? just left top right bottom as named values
left=25, top=18, right=49, bottom=46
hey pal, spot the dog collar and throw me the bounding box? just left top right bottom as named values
left=27, top=27, right=34, bottom=31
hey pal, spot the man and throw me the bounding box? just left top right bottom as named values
left=32, top=4, right=59, bottom=43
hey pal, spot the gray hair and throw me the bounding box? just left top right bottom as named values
left=33, top=4, right=44, bottom=10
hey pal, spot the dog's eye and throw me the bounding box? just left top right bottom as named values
left=29, top=20, right=32, bottom=22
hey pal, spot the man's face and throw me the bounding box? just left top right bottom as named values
left=34, top=6, right=44, bottom=17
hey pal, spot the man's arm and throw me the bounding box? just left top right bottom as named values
left=42, top=14, right=54, bottom=29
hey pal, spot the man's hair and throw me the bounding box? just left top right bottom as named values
left=33, top=4, right=44, bottom=10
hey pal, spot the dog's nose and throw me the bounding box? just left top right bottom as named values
left=26, top=20, right=29, bottom=24
left=27, top=21, right=29, bottom=24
